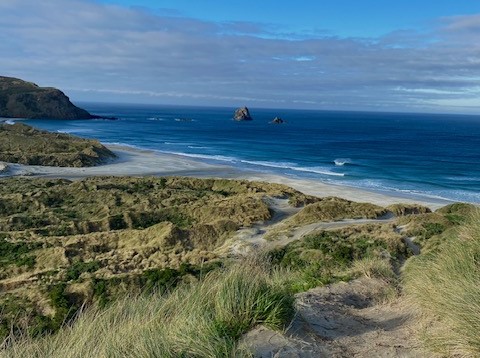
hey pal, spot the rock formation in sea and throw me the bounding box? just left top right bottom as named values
left=270, top=117, right=284, bottom=124
left=233, top=106, right=253, bottom=121
left=0, top=76, right=100, bottom=119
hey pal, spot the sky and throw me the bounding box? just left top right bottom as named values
left=1, top=0, right=480, bottom=113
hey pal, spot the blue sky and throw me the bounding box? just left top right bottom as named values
left=99, top=0, right=480, bottom=38
left=1, top=0, right=480, bottom=113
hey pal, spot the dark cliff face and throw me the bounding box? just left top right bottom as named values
left=0, top=76, right=92, bottom=119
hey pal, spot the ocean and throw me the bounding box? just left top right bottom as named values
left=22, top=102, right=480, bottom=204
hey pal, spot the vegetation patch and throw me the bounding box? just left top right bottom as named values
left=1, top=260, right=294, bottom=357
left=287, top=197, right=387, bottom=226
left=0, top=123, right=115, bottom=167
left=269, top=223, right=405, bottom=292
left=404, top=210, right=480, bottom=357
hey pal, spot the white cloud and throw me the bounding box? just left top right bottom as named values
left=1, top=0, right=480, bottom=112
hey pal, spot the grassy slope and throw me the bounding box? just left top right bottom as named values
left=0, top=76, right=91, bottom=120
left=0, top=176, right=314, bottom=340
left=404, top=209, right=480, bottom=357
left=0, top=123, right=115, bottom=167
left=0, top=175, right=477, bottom=357
left=1, top=259, right=294, bottom=357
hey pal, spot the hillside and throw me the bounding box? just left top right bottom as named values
left=0, top=123, right=115, bottom=167
left=0, top=76, right=92, bottom=120
left=0, top=175, right=477, bottom=357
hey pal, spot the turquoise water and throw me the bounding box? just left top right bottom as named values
left=24, top=103, right=480, bottom=204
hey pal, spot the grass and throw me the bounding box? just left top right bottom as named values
left=287, top=197, right=387, bottom=226
left=0, top=123, right=114, bottom=167
left=403, top=209, right=480, bottom=357
left=269, top=224, right=405, bottom=292
left=1, top=257, right=294, bottom=357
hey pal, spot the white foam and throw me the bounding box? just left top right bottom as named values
left=57, top=129, right=94, bottom=134
left=334, top=158, right=351, bottom=166
left=291, top=166, right=345, bottom=177
left=240, top=160, right=345, bottom=177
left=162, top=151, right=237, bottom=163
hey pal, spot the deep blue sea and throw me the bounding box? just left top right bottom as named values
left=22, top=103, right=480, bottom=204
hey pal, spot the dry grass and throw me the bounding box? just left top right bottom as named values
left=287, top=197, right=387, bottom=226
left=351, top=256, right=395, bottom=281
left=1, top=257, right=294, bottom=358
left=403, top=210, right=480, bottom=357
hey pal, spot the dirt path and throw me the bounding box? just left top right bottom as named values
left=229, top=198, right=394, bottom=255
left=242, top=278, right=428, bottom=357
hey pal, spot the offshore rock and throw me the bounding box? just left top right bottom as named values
left=270, top=117, right=284, bottom=124
left=233, top=106, right=253, bottom=121
left=0, top=76, right=94, bottom=119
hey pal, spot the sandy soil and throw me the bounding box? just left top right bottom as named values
left=242, top=278, right=429, bottom=358
left=1, top=144, right=450, bottom=210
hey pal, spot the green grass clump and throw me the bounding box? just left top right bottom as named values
left=288, top=197, right=387, bottom=226
left=0, top=238, right=40, bottom=269
left=269, top=225, right=404, bottom=292
left=404, top=210, right=480, bottom=357
left=1, top=259, right=294, bottom=357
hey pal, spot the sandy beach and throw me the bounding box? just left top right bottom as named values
left=1, top=144, right=452, bottom=210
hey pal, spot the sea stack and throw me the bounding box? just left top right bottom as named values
left=270, top=117, right=284, bottom=124
left=233, top=106, right=253, bottom=121
left=0, top=76, right=93, bottom=119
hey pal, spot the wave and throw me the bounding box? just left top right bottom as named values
left=240, top=159, right=296, bottom=169
left=161, top=151, right=237, bottom=163
left=147, top=117, right=168, bottom=121
left=350, top=179, right=471, bottom=203
left=334, top=158, right=351, bottom=166
left=4, top=120, right=15, bottom=125
left=57, top=129, right=94, bottom=134
left=188, top=146, right=209, bottom=149
left=163, top=141, right=194, bottom=146
left=102, top=142, right=147, bottom=151
left=240, top=159, right=345, bottom=177
left=446, top=176, right=480, bottom=182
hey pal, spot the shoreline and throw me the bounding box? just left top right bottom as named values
left=0, top=144, right=453, bottom=210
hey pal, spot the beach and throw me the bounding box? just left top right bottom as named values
left=1, top=144, right=452, bottom=210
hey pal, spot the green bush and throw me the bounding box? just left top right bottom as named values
left=65, top=260, right=101, bottom=281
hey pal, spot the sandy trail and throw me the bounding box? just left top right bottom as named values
left=243, top=278, right=427, bottom=357
left=229, top=197, right=395, bottom=254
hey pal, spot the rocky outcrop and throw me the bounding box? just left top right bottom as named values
left=0, top=76, right=93, bottom=119
left=0, top=122, right=116, bottom=167
left=270, top=117, right=284, bottom=124
left=233, top=106, right=253, bottom=121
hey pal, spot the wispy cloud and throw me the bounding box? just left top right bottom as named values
left=1, top=0, right=479, bottom=113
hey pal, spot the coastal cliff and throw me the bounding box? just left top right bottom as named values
left=0, top=76, right=92, bottom=119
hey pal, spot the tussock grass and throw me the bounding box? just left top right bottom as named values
left=351, top=256, right=395, bottom=281
left=1, top=257, right=294, bottom=357
left=404, top=210, right=480, bottom=357
left=288, top=197, right=387, bottom=226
